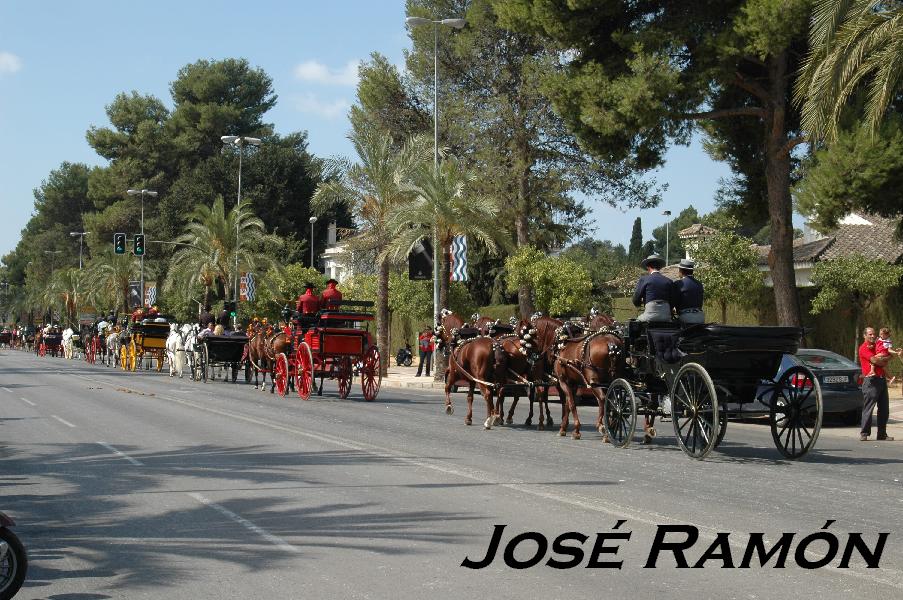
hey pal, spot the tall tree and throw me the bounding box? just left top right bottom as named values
left=499, top=0, right=813, bottom=326
left=312, top=129, right=424, bottom=376
left=692, top=226, right=764, bottom=323
left=628, top=217, right=644, bottom=261
left=405, top=0, right=655, bottom=319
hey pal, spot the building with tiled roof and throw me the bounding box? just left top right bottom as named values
left=756, top=213, right=903, bottom=286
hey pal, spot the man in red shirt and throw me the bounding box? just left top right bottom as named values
left=296, top=283, right=320, bottom=315
left=858, top=326, right=894, bottom=441
left=320, top=279, right=343, bottom=310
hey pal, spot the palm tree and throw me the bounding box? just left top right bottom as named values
left=166, top=197, right=280, bottom=308
left=312, top=129, right=426, bottom=375
left=47, top=267, right=89, bottom=327
left=87, top=250, right=140, bottom=313
left=384, top=155, right=505, bottom=380
left=796, top=0, right=903, bottom=141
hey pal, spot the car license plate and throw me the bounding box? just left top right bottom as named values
left=823, top=375, right=848, bottom=384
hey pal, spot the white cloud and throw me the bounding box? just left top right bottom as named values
left=294, top=59, right=359, bottom=86
left=295, top=93, right=351, bottom=120
left=0, top=52, right=22, bottom=74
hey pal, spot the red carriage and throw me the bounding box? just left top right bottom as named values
left=272, top=300, right=382, bottom=401
left=39, top=328, right=63, bottom=358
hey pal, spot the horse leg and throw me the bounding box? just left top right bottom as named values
left=558, top=381, right=582, bottom=440
left=506, top=394, right=517, bottom=425
left=591, top=386, right=610, bottom=443
left=465, top=382, right=475, bottom=426
left=443, top=365, right=455, bottom=416
left=493, top=389, right=505, bottom=426
left=481, top=385, right=495, bottom=430
left=644, top=395, right=659, bottom=444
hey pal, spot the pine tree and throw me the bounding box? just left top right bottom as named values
left=628, top=218, right=643, bottom=261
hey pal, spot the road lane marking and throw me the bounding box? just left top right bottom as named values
left=62, top=370, right=903, bottom=589
left=97, top=442, right=144, bottom=466
left=187, top=492, right=300, bottom=554
left=19, top=397, right=35, bottom=406
left=51, top=415, right=76, bottom=428
left=1, top=387, right=11, bottom=393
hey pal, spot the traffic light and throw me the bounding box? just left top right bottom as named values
left=114, top=233, right=126, bottom=254
left=134, top=234, right=145, bottom=256
left=224, top=301, right=237, bottom=317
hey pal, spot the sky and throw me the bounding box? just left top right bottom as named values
left=0, top=0, right=742, bottom=262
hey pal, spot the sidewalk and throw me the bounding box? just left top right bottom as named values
left=381, top=363, right=445, bottom=390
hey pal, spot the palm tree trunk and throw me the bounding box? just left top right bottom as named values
left=377, top=257, right=390, bottom=377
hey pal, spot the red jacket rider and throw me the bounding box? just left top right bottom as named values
left=296, top=283, right=320, bottom=315
left=320, top=279, right=343, bottom=310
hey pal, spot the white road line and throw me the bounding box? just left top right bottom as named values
left=187, top=492, right=299, bottom=554
left=97, top=442, right=144, bottom=466
left=19, top=397, right=35, bottom=406
left=51, top=415, right=76, bottom=428
left=1, top=387, right=11, bottom=393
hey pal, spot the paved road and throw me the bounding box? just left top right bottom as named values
left=1, top=349, right=901, bottom=599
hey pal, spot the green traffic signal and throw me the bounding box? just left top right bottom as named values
left=114, top=233, right=126, bottom=254
left=134, top=234, right=145, bottom=256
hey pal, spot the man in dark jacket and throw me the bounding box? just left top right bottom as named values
left=198, top=304, right=213, bottom=328
left=673, top=259, right=705, bottom=325
left=632, top=254, right=674, bottom=322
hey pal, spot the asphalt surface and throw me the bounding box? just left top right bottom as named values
left=1, top=348, right=901, bottom=599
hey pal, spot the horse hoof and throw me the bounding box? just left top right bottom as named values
left=647, top=427, right=656, bottom=438
left=643, top=435, right=653, bottom=445
left=484, top=417, right=492, bottom=429
left=573, top=432, right=582, bottom=440
left=602, top=435, right=611, bottom=444
left=505, top=417, right=512, bottom=425
left=558, top=430, right=566, bottom=437
left=445, top=405, right=454, bottom=416
left=465, top=418, right=472, bottom=426
left=538, top=423, right=545, bottom=431
left=524, top=418, right=532, bottom=427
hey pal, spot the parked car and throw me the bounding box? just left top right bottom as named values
left=750, top=349, right=864, bottom=424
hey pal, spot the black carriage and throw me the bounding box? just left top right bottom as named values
left=195, top=334, right=250, bottom=383
left=603, top=323, right=822, bottom=460
left=40, top=332, right=63, bottom=357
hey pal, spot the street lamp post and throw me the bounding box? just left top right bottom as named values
left=405, top=15, right=466, bottom=325
left=221, top=136, right=262, bottom=313
left=126, top=189, right=157, bottom=306
left=662, top=210, right=672, bottom=266
left=69, top=231, right=90, bottom=269
left=309, top=216, right=317, bottom=269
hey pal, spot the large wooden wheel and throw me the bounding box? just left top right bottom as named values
left=199, top=344, right=209, bottom=382
left=669, top=363, right=719, bottom=460
left=770, top=365, right=822, bottom=460
left=360, top=346, right=381, bottom=402
left=603, top=378, right=637, bottom=448
left=273, top=353, right=289, bottom=397
left=294, top=343, right=314, bottom=401
left=337, top=356, right=353, bottom=399
left=85, top=338, right=95, bottom=364
left=39, top=343, right=46, bottom=357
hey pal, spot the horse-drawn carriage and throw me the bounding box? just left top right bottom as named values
left=38, top=328, right=63, bottom=358
left=120, top=317, right=172, bottom=372
left=601, top=322, right=822, bottom=460
left=0, top=330, right=10, bottom=348
left=194, top=333, right=250, bottom=383
left=270, top=300, right=382, bottom=401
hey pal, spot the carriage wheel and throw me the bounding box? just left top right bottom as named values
left=337, top=356, right=353, bottom=399
left=128, top=341, right=137, bottom=371
left=669, top=363, right=719, bottom=460
left=361, top=346, right=381, bottom=402
left=274, top=353, right=289, bottom=397
left=120, top=343, right=128, bottom=371
left=85, top=340, right=95, bottom=364
left=603, top=379, right=637, bottom=448
left=39, top=343, right=46, bottom=357
left=199, top=345, right=209, bottom=383
left=769, top=365, right=822, bottom=460
left=714, top=408, right=728, bottom=449
left=294, top=343, right=314, bottom=401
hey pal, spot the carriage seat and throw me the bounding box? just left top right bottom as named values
left=648, top=329, right=683, bottom=364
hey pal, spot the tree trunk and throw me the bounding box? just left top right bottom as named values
left=434, top=237, right=451, bottom=382
left=721, top=301, right=727, bottom=325
left=515, top=174, right=535, bottom=320
left=764, top=51, right=802, bottom=328
left=377, top=257, right=390, bottom=377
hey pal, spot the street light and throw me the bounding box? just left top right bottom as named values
left=309, top=216, right=317, bottom=269
left=69, top=231, right=90, bottom=269
left=405, top=14, right=466, bottom=325
left=126, top=189, right=158, bottom=306
left=662, top=210, right=672, bottom=267
left=221, top=135, right=262, bottom=312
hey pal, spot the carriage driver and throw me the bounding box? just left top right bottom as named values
left=673, top=259, right=705, bottom=325
left=632, top=254, right=675, bottom=322
left=295, top=282, right=321, bottom=333
left=320, top=278, right=342, bottom=310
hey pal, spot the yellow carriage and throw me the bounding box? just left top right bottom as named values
left=120, top=318, right=171, bottom=372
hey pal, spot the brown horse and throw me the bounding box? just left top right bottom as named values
left=436, top=310, right=507, bottom=429
left=553, top=322, right=625, bottom=440
left=247, top=324, right=292, bottom=393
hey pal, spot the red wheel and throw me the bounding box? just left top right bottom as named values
left=274, top=353, right=289, bottom=397
left=85, top=339, right=95, bottom=364
left=294, top=343, right=314, bottom=400
left=361, top=346, right=381, bottom=401
left=337, top=356, right=352, bottom=399
left=39, top=343, right=46, bottom=357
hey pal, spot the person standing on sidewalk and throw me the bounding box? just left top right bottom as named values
left=416, top=328, right=433, bottom=377
left=859, top=326, right=894, bottom=441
